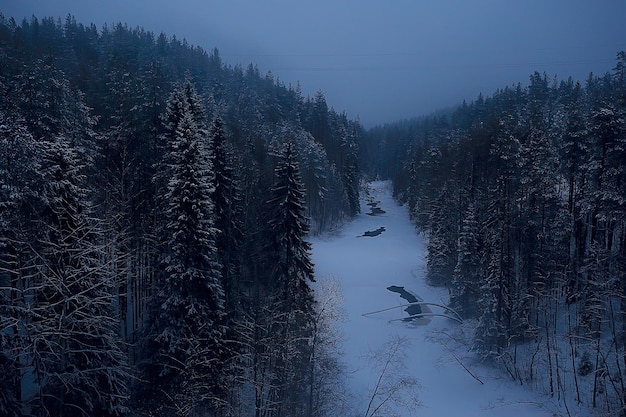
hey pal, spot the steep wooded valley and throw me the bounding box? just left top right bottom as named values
left=1, top=14, right=625, bottom=417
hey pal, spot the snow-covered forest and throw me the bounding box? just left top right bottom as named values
left=1, top=12, right=626, bottom=417
left=0, top=14, right=359, bottom=417
left=363, top=58, right=626, bottom=416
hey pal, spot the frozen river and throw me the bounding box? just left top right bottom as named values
left=311, top=180, right=563, bottom=417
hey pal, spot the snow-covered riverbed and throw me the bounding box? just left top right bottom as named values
left=311, top=180, right=562, bottom=417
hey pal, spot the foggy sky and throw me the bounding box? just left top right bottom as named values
left=3, top=0, right=626, bottom=127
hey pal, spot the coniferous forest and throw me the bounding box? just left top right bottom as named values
left=1, top=12, right=626, bottom=417
left=363, top=54, right=626, bottom=416
left=0, top=15, right=359, bottom=417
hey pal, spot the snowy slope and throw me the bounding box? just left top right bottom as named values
left=311, top=181, right=564, bottom=417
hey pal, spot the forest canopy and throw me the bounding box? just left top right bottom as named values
left=0, top=14, right=359, bottom=417
left=363, top=53, right=626, bottom=416
left=2, top=11, right=626, bottom=417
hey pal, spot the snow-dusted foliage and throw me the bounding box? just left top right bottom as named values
left=365, top=59, right=626, bottom=416
left=0, top=13, right=357, bottom=417
left=450, top=202, right=481, bottom=317
left=309, top=276, right=348, bottom=417
left=136, top=80, right=227, bottom=417
left=0, top=109, right=42, bottom=416
left=267, top=139, right=315, bottom=309
left=264, top=139, right=316, bottom=417
left=426, top=183, right=458, bottom=286
left=32, top=134, right=128, bottom=417
left=208, top=115, right=242, bottom=310
left=0, top=68, right=129, bottom=416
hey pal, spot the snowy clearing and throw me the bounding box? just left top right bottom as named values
left=311, top=180, right=566, bottom=417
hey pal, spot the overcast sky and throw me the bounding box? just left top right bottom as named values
left=3, top=0, right=626, bottom=126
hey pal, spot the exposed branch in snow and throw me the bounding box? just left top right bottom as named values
left=363, top=301, right=463, bottom=323
left=363, top=335, right=421, bottom=417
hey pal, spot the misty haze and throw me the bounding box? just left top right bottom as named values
left=1, top=2, right=625, bottom=417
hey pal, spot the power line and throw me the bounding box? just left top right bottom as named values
left=264, top=58, right=617, bottom=73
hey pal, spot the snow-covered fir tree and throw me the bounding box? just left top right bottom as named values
left=265, top=139, right=316, bottom=417
left=267, top=139, right=315, bottom=311
left=137, top=80, right=226, bottom=417
left=339, top=118, right=361, bottom=217
left=208, top=115, right=242, bottom=312
left=0, top=108, right=43, bottom=417
left=450, top=202, right=482, bottom=317
left=426, top=183, right=458, bottom=287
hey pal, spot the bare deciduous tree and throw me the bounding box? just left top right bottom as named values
left=364, top=335, right=421, bottom=417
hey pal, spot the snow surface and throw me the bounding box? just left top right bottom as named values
left=311, top=181, right=565, bottom=417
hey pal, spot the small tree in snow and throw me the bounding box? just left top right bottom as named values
left=364, top=336, right=421, bottom=417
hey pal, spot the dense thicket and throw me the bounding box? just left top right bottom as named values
left=363, top=54, right=626, bottom=416
left=0, top=14, right=360, bottom=417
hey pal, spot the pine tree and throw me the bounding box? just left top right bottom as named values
left=556, top=79, right=590, bottom=299
left=450, top=202, right=482, bottom=317
left=516, top=72, right=560, bottom=328
left=474, top=199, right=509, bottom=356
left=265, top=139, right=316, bottom=417
left=207, top=114, right=246, bottom=413
left=426, top=183, right=458, bottom=287
left=267, top=140, right=315, bottom=311
left=474, top=176, right=512, bottom=356
left=138, top=80, right=226, bottom=417
left=0, top=108, right=41, bottom=417
left=209, top=115, right=242, bottom=311
left=308, top=90, right=330, bottom=149
left=339, top=118, right=361, bottom=217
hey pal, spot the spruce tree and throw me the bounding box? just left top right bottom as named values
left=138, top=80, right=226, bottom=417
left=426, top=183, right=458, bottom=287
left=265, top=139, right=316, bottom=417
left=450, top=202, right=482, bottom=317
left=209, top=115, right=242, bottom=311
left=267, top=140, right=315, bottom=311
left=474, top=192, right=510, bottom=356
left=0, top=108, right=42, bottom=417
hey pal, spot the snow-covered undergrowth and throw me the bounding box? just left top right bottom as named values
left=311, top=181, right=574, bottom=417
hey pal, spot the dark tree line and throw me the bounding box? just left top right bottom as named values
left=0, top=14, right=360, bottom=417
left=363, top=54, right=626, bottom=416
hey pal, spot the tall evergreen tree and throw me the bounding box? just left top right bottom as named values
left=426, top=183, right=458, bottom=287
left=137, top=80, right=226, bottom=417
left=556, top=79, right=590, bottom=299
left=0, top=108, right=42, bottom=417
left=209, top=115, right=242, bottom=311
left=265, top=139, right=316, bottom=417
left=207, top=114, right=246, bottom=414
left=339, top=117, right=361, bottom=217
left=450, top=202, right=482, bottom=317
left=474, top=185, right=511, bottom=355
left=267, top=140, right=315, bottom=311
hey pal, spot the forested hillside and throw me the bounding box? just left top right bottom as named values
left=0, top=14, right=360, bottom=417
left=364, top=54, right=626, bottom=415
left=3, top=10, right=626, bottom=417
